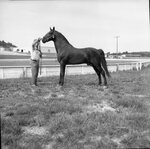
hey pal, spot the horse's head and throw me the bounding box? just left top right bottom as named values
left=42, top=27, right=55, bottom=43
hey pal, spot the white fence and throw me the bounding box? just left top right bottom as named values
left=0, top=61, right=150, bottom=79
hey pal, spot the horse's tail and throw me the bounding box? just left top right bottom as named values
left=98, top=49, right=111, bottom=78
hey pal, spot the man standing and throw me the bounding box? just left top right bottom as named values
left=30, top=37, right=42, bottom=86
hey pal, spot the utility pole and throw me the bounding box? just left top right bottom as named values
left=115, top=36, right=120, bottom=58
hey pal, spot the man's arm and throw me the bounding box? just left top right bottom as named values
left=38, top=42, right=42, bottom=58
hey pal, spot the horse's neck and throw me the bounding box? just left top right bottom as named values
left=54, top=32, right=72, bottom=53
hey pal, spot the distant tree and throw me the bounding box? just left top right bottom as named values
left=7, top=42, right=17, bottom=48
left=0, top=40, right=17, bottom=48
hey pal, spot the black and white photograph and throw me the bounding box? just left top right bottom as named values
left=0, top=0, right=150, bottom=148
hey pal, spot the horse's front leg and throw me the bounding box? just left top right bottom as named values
left=59, top=62, right=66, bottom=86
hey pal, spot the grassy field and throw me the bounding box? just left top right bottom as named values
left=1, top=67, right=150, bottom=149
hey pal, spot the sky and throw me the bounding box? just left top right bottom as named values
left=0, top=0, right=149, bottom=53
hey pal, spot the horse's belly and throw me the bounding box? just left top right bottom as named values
left=68, top=56, right=87, bottom=64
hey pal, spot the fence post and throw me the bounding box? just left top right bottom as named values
left=139, top=62, right=142, bottom=70
left=81, top=65, right=84, bottom=74
left=136, top=62, right=139, bottom=71
left=116, top=64, right=119, bottom=71
left=45, top=67, right=47, bottom=76
left=2, top=67, right=4, bottom=79
left=23, top=67, right=27, bottom=78
left=66, top=65, right=68, bottom=75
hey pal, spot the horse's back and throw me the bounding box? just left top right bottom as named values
left=59, top=45, right=102, bottom=65
left=81, top=47, right=101, bottom=59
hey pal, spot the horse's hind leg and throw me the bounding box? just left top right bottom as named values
left=100, top=67, right=107, bottom=86
left=96, top=65, right=107, bottom=86
left=59, top=62, right=66, bottom=86
left=92, top=65, right=102, bottom=85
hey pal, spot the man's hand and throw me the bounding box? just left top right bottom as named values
left=38, top=37, right=42, bottom=42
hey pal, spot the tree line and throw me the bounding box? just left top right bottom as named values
left=109, top=51, right=150, bottom=57
left=0, top=40, right=17, bottom=48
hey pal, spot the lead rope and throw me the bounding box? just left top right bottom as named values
left=39, top=40, right=42, bottom=75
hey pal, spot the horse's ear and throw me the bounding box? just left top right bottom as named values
left=53, top=27, right=55, bottom=32
left=50, top=27, right=52, bottom=31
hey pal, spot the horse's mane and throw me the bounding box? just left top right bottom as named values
left=55, top=30, right=71, bottom=45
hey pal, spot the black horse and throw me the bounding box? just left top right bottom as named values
left=42, top=27, right=110, bottom=86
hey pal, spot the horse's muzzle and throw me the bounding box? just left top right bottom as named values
left=42, top=38, right=46, bottom=43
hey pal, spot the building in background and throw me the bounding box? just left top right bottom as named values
left=41, top=46, right=56, bottom=53
left=0, top=46, right=5, bottom=52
